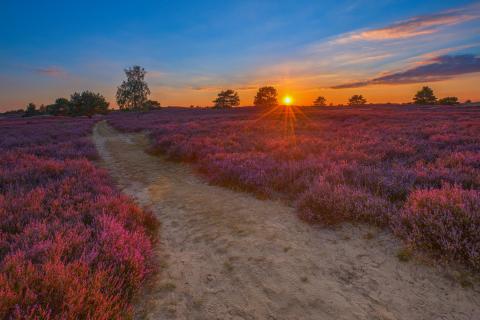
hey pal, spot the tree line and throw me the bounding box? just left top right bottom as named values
left=213, top=88, right=367, bottom=108
left=22, top=66, right=160, bottom=117
left=18, top=65, right=467, bottom=117
left=23, top=92, right=110, bottom=117
left=214, top=86, right=462, bottom=108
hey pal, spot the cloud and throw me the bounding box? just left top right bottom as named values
left=33, top=67, right=66, bottom=77
left=236, top=86, right=257, bottom=91
left=332, top=54, right=480, bottom=88
left=334, top=6, right=480, bottom=43
left=191, top=86, right=218, bottom=92
left=190, top=85, right=257, bottom=92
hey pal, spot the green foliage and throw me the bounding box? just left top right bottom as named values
left=143, top=99, right=161, bottom=111
left=254, top=86, right=278, bottom=107
left=348, top=95, right=367, bottom=106
left=438, top=96, right=459, bottom=105
left=29, top=93, right=108, bottom=117
left=46, top=97, right=70, bottom=116
left=313, top=96, right=327, bottom=106
left=116, top=65, right=151, bottom=111
left=69, top=91, right=109, bottom=117
left=414, top=86, right=437, bottom=105
left=213, top=89, right=240, bottom=108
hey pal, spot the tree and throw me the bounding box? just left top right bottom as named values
left=38, top=104, right=47, bottom=114
left=438, top=96, right=459, bottom=105
left=414, top=86, right=437, bottom=105
left=348, top=95, right=367, bottom=106
left=23, top=103, right=38, bottom=117
left=313, top=96, right=327, bottom=106
left=143, top=99, right=161, bottom=110
left=254, top=86, right=278, bottom=107
left=116, top=65, right=151, bottom=111
left=46, top=97, right=70, bottom=116
left=69, top=91, right=109, bottom=117
left=213, top=89, right=240, bottom=108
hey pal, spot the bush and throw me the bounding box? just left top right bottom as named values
left=106, top=106, right=480, bottom=269
left=393, top=185, right=480, bottom=269
left=297, top=177, right=393, bottom=225
left=0, top=117, right=157, bottom=318
left=438, top=96, right=459, bottom=105
left=69, top=91, right=109, bottom=117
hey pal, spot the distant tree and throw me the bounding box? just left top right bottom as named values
left=254, top=86, right=278, bottom=107
left=414, top=86, right=437, bottom=105
left=116, top=65, right=151, bottom=111
left=438, top=96, right=459, bottom=105
left=46, top=97, right=70, bottom=116
left=69, top=91, right=109, bottom=117
left=465, top=99, right=472, bottom=104
left=213, top=89, right=240, bottom=108
left=143, top=99, right=161, bottom=111
left=313, top=96, right=327, bottom=106
left=1, top=108, right=24, bottom=116
left=348, top=95, right=367, bottom=106
left=38, top=104, right=47, bottom=114
left=23, top=103, right=38, bottom=117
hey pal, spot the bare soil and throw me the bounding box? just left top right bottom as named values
left=93, top=121, right=479, bottom=320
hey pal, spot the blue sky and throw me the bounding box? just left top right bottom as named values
left=1, top=0, right=479, bottom=109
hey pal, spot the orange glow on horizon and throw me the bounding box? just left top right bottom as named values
left=3, top=74, right=478, bottom=112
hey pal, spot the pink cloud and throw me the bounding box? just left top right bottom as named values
left=332, top=54, right=480, bottom=88
left=33, top=67, right=66, bottom=77
left=335, top=7, right=479, bottom=43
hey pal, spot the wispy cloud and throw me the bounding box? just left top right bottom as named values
left=332, top=54, right=480, bottom=88
left=236, top=86, right=257, bottom=91
left=334, top=5, right=480, bottom=43
left=191, top=86, right=217, bottom=91
left=33, top=67, right=67, bottom=77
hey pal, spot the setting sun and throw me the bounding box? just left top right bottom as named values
left=283, top=96, right=293, bottom=105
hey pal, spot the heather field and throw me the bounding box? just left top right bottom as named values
left=3, top=1, right=480, bottom=318
left=0, top=117, right=157, bottom=319
left=107, top=105, right=480, bottom=270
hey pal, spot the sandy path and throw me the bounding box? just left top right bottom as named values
left=93, top=121, right=479, bottom=320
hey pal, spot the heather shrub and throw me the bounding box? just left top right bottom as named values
left=107, top=106, right=480, bottom=269
left=394, top=185, right=480, bottom=269
left=0, top=117, right=158, bottom=319
left=297, top=177, right=394, bottom=225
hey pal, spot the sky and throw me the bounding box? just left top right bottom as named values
left=1, top=0, right=480, bottom=110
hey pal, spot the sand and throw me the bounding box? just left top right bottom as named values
left=93, top=121, right=479, bottom=320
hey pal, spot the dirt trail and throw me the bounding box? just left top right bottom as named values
left=93, top=121, right=479, bottom=320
